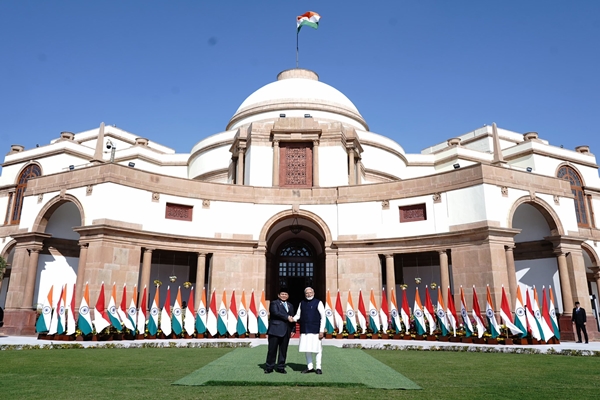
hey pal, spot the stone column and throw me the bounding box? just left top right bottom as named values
left=555, top=250, right=574, bottom=314
left=272, top=140, right=280, bottom=186
left=74, top=243, right=89, bottom=308
left=348, top=149, right=356, bottom=185
left=385, top=254, right=395, bottom=307
left=439, top=250, right=450, bottom=294
left=195, top=253, right=206, bottom=307
left=504, top=245, right=517, bottom=301
left=22, top=246, right=42, bottom=309
left=591, top=266, right=600, bottom=301
left=236, top=147, right=245, bottom=185
left=312, top=140, right=319, bottom=187
left=140, top=248, right=154, bottom=310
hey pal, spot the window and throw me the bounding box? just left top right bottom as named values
left=165, top=203, right=193, bottom=221
left=279, top=143, right=313, bottom=188
left=10, top=164, right=41, bottom=225
left=557, top=166, right=589, bottom=227
left=399, top=204, right=427, bottom=223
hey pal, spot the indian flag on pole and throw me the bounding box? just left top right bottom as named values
left=237, top=290, right=248, bottom=336
left=184, top=287, right=196, bottom=336
left=127, top=285, right=138, bottom=334
left=368, top=289, right=380, bottom=333
left=548, top=286, right=560, bottom=340
left=195, top=287, right=207, bottom=334
left=357, top=289, right=367, bottom=332
left=514, top=285, right=528, bottom=338
left=500, top=285, right=523, bottom=336
left=147, top=285, right=159, bottom=336
left=400, top=288, right=411, bottom=334
left=108, top=283, right=122, bottom=331
left=436, top=287, right=449, bottom=336
left=247, top=289, right=258, bottom=335
left=485, top=285, right=501, bottom=338
left=161, top=286, right=172, bottom=336
left=538, top=286, right=554, bottom=342
left=297, top=11, right=321, bottom=32
left=446, top=287, right=458, bottom=336
left=207, top=289, right=218, bottom=336
left=525, top=288, right=541, bottom=340
left=137, top=286, right=147, bottom=335
left=94, top=282, right=111, bottom=334
left=380, top=288, right=389, bottom=333
left=36, top=285, right=53, bottom=333
left=117, top=284, right=134, bottom=332
left=460, top=286, right=474, bottom=337
left=217, top=290, right=228, bottom=336
left=172, top=287, right=183, bottom=336
left=67, top=283, right=76, bottom=335
left=258, top=290, right=268, bottom=334
left=77, top=283, right=93, bottom=336
left=424, top=286, right=436, bottom=335
left=227, top=290, right=237, bottom=336
left=346, top=290, right=357, bottom=334
left=472, top=286, right=486, bottom=338
left=334, top=290, right=344, bottom=334
left=413, top=287, right=426, bottom=335
left=324, top=290, right=335, bottom=334
left=390, top=289, right=401, bottom=334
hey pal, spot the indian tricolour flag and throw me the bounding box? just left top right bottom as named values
left=227, top=290, right=237, bottom=336
left=460, top=286, right=474, bottom=337
left=485, top=285, right=501, bottom=338
left=357, top=289, right=367, bottom=332
left=525, top=288, right=541, bottom=340
left=379, top=288, right=389, bottom=333
left=400, top=289, right=411, bottom=334
left=346, top=290, right=357, bottom=334
left=413, top=287, right=426, bottom=335
left=258, top=290, right=269, bottom=334
left=368, top=289, right=380, bottom=333
left=161, top=286, right=172, bottom=336
left=77, top=282, right=93, bottom=336
left=334, top=290, right=344, bottom=334
left=514, top=286, right=527, bottom=338
left=108, top=283, right=123, bottom=331
left=147, top=285, right=159, bottom=336
left=500, top=285, right=522, bottom=336
left=66, top=283, right=76, bottom=335
left=217, top=290, right=228, bottom=336
left=137, top=286, right=147, bottom=335
left=207, top=289, right=218, bottom=336
left=195, top=287, right=207, bottom=335
left=548, top=285, right=560, bottom=340
left=237, top=290, right=248, bottom=336
left=117, top=284, right=134, bottom=332
left=446, top=287, right=458, bottom=336
left=390, top=289, right=401, bottom=334
left=472, top=286, right=486, bottom=338
left=36, top=285, right=53, bottom=333
left=184, top=287, right=196, bottom=336
left=93, top=282, right=111, bottom=334
left=297, top=11, right=321, bottom=32
left=247, top=290, right=258, bottom=335
left=127, top=285, right=138, bottom=334
left=324, top=290, right=335, bottom=334
left=436, top=287, right=449, bottom=336
left=172, top=287, right=183, bottom=336
left=536, top=286, right=554, bottom=342
left=424, top=286, right=436, bottom=335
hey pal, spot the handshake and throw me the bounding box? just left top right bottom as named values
left=288, top=316, right=295, bottom=323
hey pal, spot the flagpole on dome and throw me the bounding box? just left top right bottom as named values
left=296, top=11, right=321, bottom=69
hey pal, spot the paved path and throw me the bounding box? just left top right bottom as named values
left=1, top=335, right=598, bottom=353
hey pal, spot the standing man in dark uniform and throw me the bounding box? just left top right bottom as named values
left=265, top=288, right=295, bottom=374
left=571, top=301, right=588, bottom=343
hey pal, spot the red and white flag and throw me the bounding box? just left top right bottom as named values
left=137, top=286, right=147, bottom=335
left=400, top=288, right=411, bottom=334
left=227, top=290, right=237, bottom=336
left=247, top=289, right=258, bottom=335
left=472, top=286, right=486, bottom=338
left=184, top=286, right=195, bottom=336
left=424, top=286, right=436, bottom=335
left=357, top=289, right=368, bottom=332
left=500, top=285, right=522, bottom=335
left=207, top=289, right=218, bottom=336
left=334, top=290, right=344, bottom=334
left=93, top=282, right=111, bottom=333
left=161, top=286, right=172, bottom=336
left=446, top=287, right=458, bottom=336
left=380, top=288, right=389, bottom=333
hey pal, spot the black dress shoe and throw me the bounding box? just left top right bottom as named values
left=576, top=341, right=582, bottom=343
left=264, top=369, right=273, bottom=374
left=276, top=369, right=287, bottom=374
left=301, top=368, right=315, bottom=374
left=315, top=369, right=322, bottom=375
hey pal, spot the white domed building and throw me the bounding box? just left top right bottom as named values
left=0, top=69, right=599, bottom=340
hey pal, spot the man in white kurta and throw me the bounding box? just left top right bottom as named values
left=291, top=287, right=326, bottom=374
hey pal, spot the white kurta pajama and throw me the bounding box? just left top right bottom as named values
left=293, top=299, right=326, bottom=369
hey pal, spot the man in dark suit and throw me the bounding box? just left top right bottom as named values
left=571, top=301, right=588, bottom=343
left=265, top=288, right=295, bottom=374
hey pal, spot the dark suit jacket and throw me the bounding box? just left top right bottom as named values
left=267, top=300, right=295, bottom=337
left=572, top=307, right=587, bottom=324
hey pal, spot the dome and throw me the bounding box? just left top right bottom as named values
left=226, top=69, right=368, bottom=131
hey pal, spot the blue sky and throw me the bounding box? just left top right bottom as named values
left=1, top=1, right=599, bottom=158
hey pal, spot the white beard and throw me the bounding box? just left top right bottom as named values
left=306, top=296, right=314, bottom=300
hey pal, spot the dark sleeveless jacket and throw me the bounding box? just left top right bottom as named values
left=299, top=298, right=321, bottom=334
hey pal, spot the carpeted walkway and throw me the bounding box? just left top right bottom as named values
left=173, top=345, right=420, bottom=390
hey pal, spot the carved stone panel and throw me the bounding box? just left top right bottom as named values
left=399, top=204, right=427, bottom=223
left=279, top=143, right=312, bottom=188
left=165, top=203, right=193, bottom=222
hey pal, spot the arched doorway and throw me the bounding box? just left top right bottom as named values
left=275, top=240, right=317, bottom=308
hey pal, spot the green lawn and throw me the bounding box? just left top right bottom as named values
left=1, top=347, right=599, bottom=399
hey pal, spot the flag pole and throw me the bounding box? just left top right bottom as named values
left=296, top=29, right=299, bottom=68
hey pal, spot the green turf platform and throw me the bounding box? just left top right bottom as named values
left=173, top=345, right=420, bottom=390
